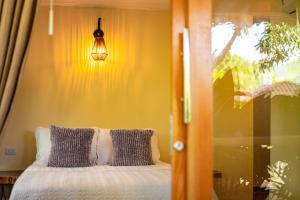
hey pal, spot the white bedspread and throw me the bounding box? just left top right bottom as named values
left=10, top=163, right=171, bottom=200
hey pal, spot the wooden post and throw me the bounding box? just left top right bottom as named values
left=187, top=0, right=213, bottom=199
left=171, top=0, right=213, bottom=199
left=171, top=0, right=187, bottom=199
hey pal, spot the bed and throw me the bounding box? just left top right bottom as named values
left=10, top=162, right=171, bottom=200
left=10, top=127, right=220, bottom=200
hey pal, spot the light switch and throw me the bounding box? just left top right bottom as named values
left=5, top=147, right=16, bottom=156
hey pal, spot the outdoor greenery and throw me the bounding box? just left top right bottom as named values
left=213, top=53, right=260, bottom=92
left=213, top=21, right=300, bottom=107
left=256, top=22, right=300, bottom=71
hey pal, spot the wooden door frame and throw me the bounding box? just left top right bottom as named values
left=171, top=0, right=213, bottom=199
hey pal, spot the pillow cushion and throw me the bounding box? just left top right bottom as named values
left=34, top=127, right=99, bottom=166
left=97, top=128, right=160, bottom=165
left=48, top=125, right=94, bottom=167
left=97, top=128, right=113, bottom=165
left=110, top=129, right=154, bottom=166
left=35, top=127, right=52, bottom=166
left=35, top=127, right=161, bottom=166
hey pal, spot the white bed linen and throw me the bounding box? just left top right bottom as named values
left=10, top=162, right=171, bottom=200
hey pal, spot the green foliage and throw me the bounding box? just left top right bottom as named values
left=213, top=53, right=233, bottom=82
left=213, top=22, right=300, bottom=108
left=213, top=53, right=261, bottom=92
left=256, top=22, right=300, bottom=71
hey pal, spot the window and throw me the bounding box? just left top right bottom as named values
left=212, top=21, right=300, bottom=108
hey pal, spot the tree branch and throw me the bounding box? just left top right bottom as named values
left=213, top=26, right=242, bottom=67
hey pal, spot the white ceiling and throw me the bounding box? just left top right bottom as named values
left=40, top=0, right=170, bottom=10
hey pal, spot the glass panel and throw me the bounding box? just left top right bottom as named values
left=212, top=0, right=300, bottom=199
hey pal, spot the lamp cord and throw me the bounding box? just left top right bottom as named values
left=98, top=18, right=101, bottom=30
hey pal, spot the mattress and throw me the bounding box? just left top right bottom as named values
left=10, top=162, right=171, bottom=200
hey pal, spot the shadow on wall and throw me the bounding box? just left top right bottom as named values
left=0, top=6, right=171, bottom=170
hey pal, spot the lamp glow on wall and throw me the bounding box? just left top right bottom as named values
left=91, top=18, right=108, bottom=61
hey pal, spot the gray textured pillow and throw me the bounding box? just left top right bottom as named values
left=48, top=125, right=94, bottom=167
left=110, top=129, right=154, bottom=166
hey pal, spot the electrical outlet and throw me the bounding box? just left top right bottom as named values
left=4, top=147, right=16, bottom=156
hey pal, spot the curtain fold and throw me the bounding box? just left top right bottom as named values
left=0, top=0, right=38, bottom=135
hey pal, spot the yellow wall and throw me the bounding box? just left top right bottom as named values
left=0, top=6, right=171, bottom=170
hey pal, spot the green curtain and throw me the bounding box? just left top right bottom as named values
left=0, top=0, right=38, bottom=135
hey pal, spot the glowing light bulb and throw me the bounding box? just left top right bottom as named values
left=91, top=37, right=108, bottom=61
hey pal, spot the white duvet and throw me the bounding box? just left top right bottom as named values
left=10, top=163, right=171, bottom=200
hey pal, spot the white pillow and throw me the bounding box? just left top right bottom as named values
left=96, top=128, right=161, bottom=165
left=150, top=129, right=161, bottom=163
left=34, top=126, right=99, bottom=166
left=96, top=129, right=113, bottom=165
left=35, top=127, right=51, bottom=166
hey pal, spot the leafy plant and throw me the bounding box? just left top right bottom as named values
left=256, top=22, right=300, bottom=71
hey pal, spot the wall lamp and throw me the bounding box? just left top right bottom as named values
left=91, top=17, right=108, bottom=61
